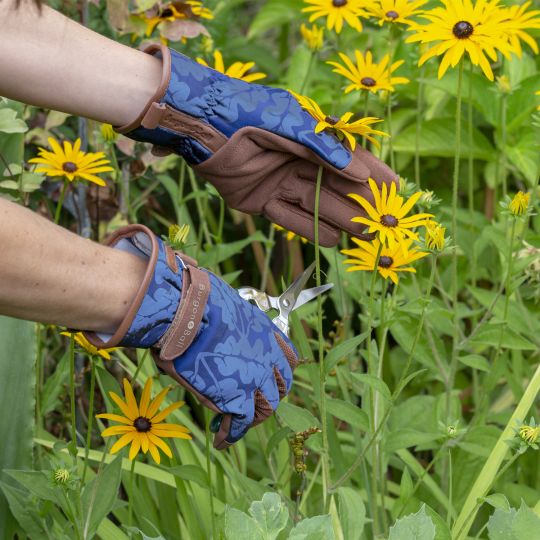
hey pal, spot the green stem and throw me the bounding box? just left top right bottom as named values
left=314, top=165, right=330, bottom=508
left=447, top=447, right=453, bottom=527
left=299, top=51, right=316, bottom=94
left=205, top=411, right=217, bottom=539
left=363, top=92, right=370, bottom=149
left=260, top=224, right=276, bottom=291
left=82, top=357, right=96, bottom=485
left=500, top=94, right=508, bottom=199
left=69, top=335, right=78, bottom=461
left=54, top=180, right=69, bottom=224
left=128, top=458, right=136, bottom=529
left=35, top=323, right=43, bottom=431
left=467, top=62, right=475, bottom=218
left=415, top=67, right=425, bottom=188
left=447, top=61, right=464, bottom=424
left=452, top=363, right=540, bottom=539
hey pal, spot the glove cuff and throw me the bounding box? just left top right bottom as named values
left=83, top=225, right=209, bottom=353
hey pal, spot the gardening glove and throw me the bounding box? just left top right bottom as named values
left=83, top=224, right=298, bottom=449
left=117, top=44, right=398, bottom=247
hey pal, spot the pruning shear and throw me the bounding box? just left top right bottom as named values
left=238, top=261, right=333, bottom=336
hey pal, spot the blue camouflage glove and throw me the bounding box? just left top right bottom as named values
left=84, top=225, right=298, bottom=449
left=117, top=45, right=397, bottom=247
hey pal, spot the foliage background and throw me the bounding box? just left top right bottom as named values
left=0, top=0, right=539, bottom=539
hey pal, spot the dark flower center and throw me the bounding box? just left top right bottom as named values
left=325, top=115, right=341, bottom=125
left=378, top=256, right=393, bottom=268
left=161, top=8, right=173, bottom=17
left=62, top=162, right=78, bottom=173
left=333, top=0, right=347, bottom=6
left=386, top=10, right=399, bottom=20
left=380, top=214, right=399, bottom=227
left=361, top=77, right=377, bottom=87
left=134, top=417, right=152, bottom=432
left=453, top=21, right=474, bottom=39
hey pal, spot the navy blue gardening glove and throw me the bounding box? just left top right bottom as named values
left=117, top=45, right=397, bottom=247
left=84, top=225, right=298, bottom=449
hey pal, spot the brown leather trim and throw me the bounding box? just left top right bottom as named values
left=165, top=246, right=178, bottom=272
left=274, top=332, right=299, bottom=371
left=213, top=414, right=232, bottom=450
left=115, top=44, right=172, bottom=134
left=140, top=104, right=228, bottom=153
left=273, top=367, right=287, bottom=399
left=157, top=265, right=210, bottom=361
left=175, top=251, right=198, bottom=267
left=252, top=389, right=273, bottom=427
left=84, top=225, right=159, bottom=349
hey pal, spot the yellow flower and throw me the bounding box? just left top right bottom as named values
left=406, top=0, right=514, bottom=81
left=327, top=51, right=409, bottom=94
left=300, top=23, right=324, bottom=51
left=519, top=424, right=539, bottom=445
left=100, top=123, right=117, bottom=143
left=53, top=468, right=71, bottom=485
left=537, top=90, right=540, bottom=110
left=274, top=224, right=308, bottom=243
left=425, top=220, right=446, bottom=251
left=29, top=138, right=113, bottom=187
left=196, top=50, right=266, bottom=83
left=348, top=179, right=434, bottom=249
left=290, top=91, right=388, bottom=150
left=342, top=238, right=429, bottom=284
left=302, top=0, right=368, bottom=34
left=61, top=331, right=118, bottom=361
left=97, top=378, right=191, bottom=464
left=168, top=223, right=190, bottom=248
left=509, top=191, right=530, bottom=216
left=141, top=1, right=213, bottom=37
left=366, top=0, right=427, bottom=26
left=500, top=1, right=540, bottom=56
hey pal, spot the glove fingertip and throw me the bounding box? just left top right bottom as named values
left=274, top=331, right=299, bottom=371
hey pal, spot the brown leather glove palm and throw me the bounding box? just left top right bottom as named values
left=118, top=45, right=398, bottom=246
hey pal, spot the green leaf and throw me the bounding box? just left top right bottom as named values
left=506, top=74, right=540, bottom=132
left=388, top=505, right=436, bottom=540
left=81, top=455, right=123, bottom=538
left=276, top=402, right=320, bottom=432
left=248, top=492, right=289, bottom=540
left=286, top=46, right=313, bottom=93
left=289, top=514, right=335, bottom=540
left=469, top=323, right=536, bottom=351
left=265, top=426, right=292, bottom=458
left=325, top=332, right=369, bottom=375
left=223, top=507, right=264, bottom=540
left=487, top=502, right=540, bottom=540
left=198, top=231, right=268, bottom=267
left=0, top=317, right=35, bottom=539
left=393, top=118, right=494, bottom=160
left=350, top=373, right=392, bottom=402
left=247, top=0, right=304, bottom=39
left=169, top=465, right=210, bottom=489
left=40, top=350, right=69, bottom=415
left=326, top=398, right=369, bottom=431
left=0, top=108, right=27, bottom=133
left=505, top=129, right=540, bottom=186
left=458, top=354, right=491, bottom=372
left=484, top=494, right=511, bottom=511
left=337, top=487, right=365, bottom=540
left=5, top=470, right=58, bottom=504
left=0, top=483, right=48, bottom=538
left=386, top=430, right=440, bottom=453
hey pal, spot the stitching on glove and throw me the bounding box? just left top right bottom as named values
left=274, top=332, right=299, bottom=371
left=273, top=366, right=287, bottom=399
left=252, top=389, right=273, bottom=427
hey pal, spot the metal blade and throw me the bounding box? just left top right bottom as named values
left=292, top=283, right=334, bottom=311
left=278, top=261, right=316, bottom=314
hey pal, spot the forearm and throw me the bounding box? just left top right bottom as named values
left=0, top=198, right=146, bottom=332
left=0, top=0, right=162, bottom=126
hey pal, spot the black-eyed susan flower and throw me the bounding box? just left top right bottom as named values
left=274, top=224, right=308, bottom=243
left=509, top=191, right=530, bottom=216
left=61, top=331, right=118, bottom=361
left=301, top=23, right=324, bottom=51
left=327, top=51, right=409, bottom=94
left=302, top=0, right=368, bottom=34
left=29, top=138, right=113, bottom=187
left=500, top=1, right=540, bottom=56
left=97, top=378, right=191, bottom=464
left=141, top=1, right=213, bottom=37
left=290, top=91, right=388, bottom=150
left=196, top=50, right=266, bottom=82
left=366, top=0, right=427, bottom=27
left=406, top=0, right=514, bottom=81
left=342, top=238, right=428, bottom=284
left=519, top=424, right=539, bottom=446
left=167, top=223, right=190, bottom=249
left=349, top=179, right=434, bottom=249
left=425, top=220, right=446, bottom=251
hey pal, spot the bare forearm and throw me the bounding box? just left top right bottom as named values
left=0, top=0, right=161, bottom=126
left=0, top=198, right=146, bottom=332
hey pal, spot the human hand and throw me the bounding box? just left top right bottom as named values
left=119, top=45, right=398, bottom=247
left=84, top=225, right=298, bottom=449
